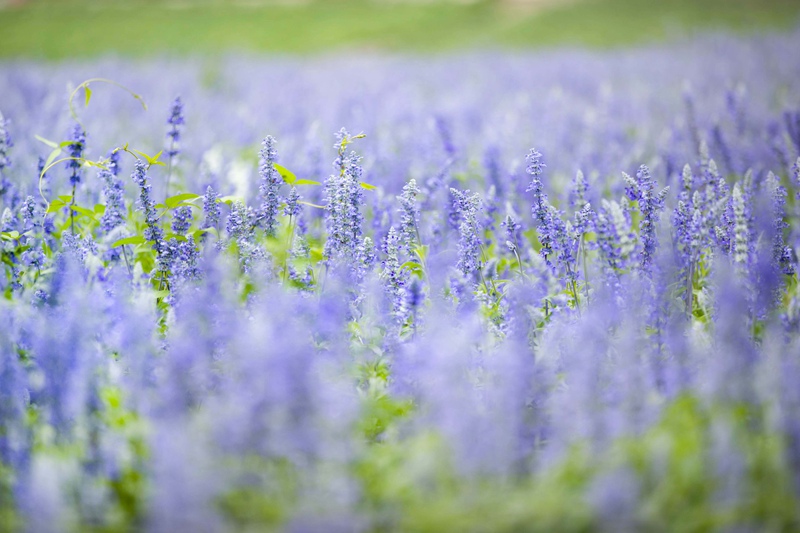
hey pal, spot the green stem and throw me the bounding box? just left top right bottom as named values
left=69, top=183, right=76, bottom=235
left=581, top=234, right=589, bottom=298
left=565, top=262, right=581, bottom=316
left=121, top=245, right=133, bottom=278
left=513, top=247, right=524, bottom=277
left=283, top=215, right=295, bottom=283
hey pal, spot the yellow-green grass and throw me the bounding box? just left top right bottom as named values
left=0, top=0, right=799, bottom=58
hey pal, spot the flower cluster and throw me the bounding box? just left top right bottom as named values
left=0, top=31, right=799, bottom=531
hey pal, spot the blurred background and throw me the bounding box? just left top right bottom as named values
left=1, top=0, right=799, bottom=58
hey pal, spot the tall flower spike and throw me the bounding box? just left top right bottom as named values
left=107, top=148, right=121, bottom=177
left=172, top=205, right=193, bottom=235
left=502, top=214, right=520, bottom=254
left=525, top=148, right=555, bottom=266
left=764, top=172, right=794, bottom=275
left=574, top=203, right=593, bottom=236
left=625, top=165, right=668, bottom=272
left=680, top=164, right=693, bottom=199
left=354, top=236, right=376, bottom=284
left=258, top=135, right=281, bottom=237
left=202, top=185, right=220, bottom=230
left=732, top=183, right=749, bottom=270
left=450, top=188, right=482, bottom=278
left=166, top=96, right=184, bottom=160
left=524, top=148, right=545, bottom=189
left=66, top=124, right=85, bottom=186
left=569, top=169, right=588, bottom=209
left=381, top=226, right=409, bottom=325
left=20, top=195, right=40, bottom=232
left=131, top=159, right=164, bottom=257
left=98, top=167, right=125, bottom=234
left=398, top=179, right=420, bottom=257
left=226, top=200, right=250, bottom=242
left=0, top=111, right=12, bottom=173
left=283, top=186, right=301, bottom=218
left=164, top=96, right=185, bottom=199
left=323, top=141, right=365, bottom=263
left=593, top=199, right=636, bottom=273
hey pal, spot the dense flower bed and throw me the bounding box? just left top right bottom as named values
left=1, top=30, right=800, bottom=531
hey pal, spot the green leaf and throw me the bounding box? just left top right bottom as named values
left=43, top=147, right=63, bottom=174
left=294, top=179, right=321, bottom=186
left=164, top=232, right=188, bottom=242
left=192, top=228, right=211, bottom=240
left=1, top=231, right=21, bottom=241
left=111, top=236, right=146, bottom=248
left=400, top=261, right=424, bottom=275
left=310, top=247, right=324, bottom=261
left=273, top=163, right=297, bottom=184
left=131, top=149, right=166, bottom=167
left=34, top=135, right=60, bottom=149
left=46, top=200, right=66, bottom=213
left=165, top=193, right=201, bottom=209
left=360, top=181, right=378, bottom=191
left=94, top=204, right=107, bottom=215
left=58, top=195, right=74, bottom=202
left=70, top=205, right=95, bottom=217
left=218, top=195, right=244, bottom=205
left=413, top=244, right=429, bottom=262
left=153, top=290, right=170, bottom=299
left=84, top=85, right=92, bottom=107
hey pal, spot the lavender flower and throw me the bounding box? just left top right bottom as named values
left=171, top=205, right=193, bottom=235
left=574, top=203, right=593, bottom=236
left=450, top=188, right=482, bottom=278
left=593, top=199, right=636, bottom=274
left=0, top=111, right=12, bottom=173
left=107, top=148, right=121, bottom=177
left=764, top=172, right=794, bottom=275
left=732, top=183, right=750, bottom=269
left=164, top=237, right=200, bottom=284
left=166, top=96, right=184, bottom=160
left=324, top=138, right=365, bottom=264
left=398, top=179, right=420, bottom=257
left=98, top=167, right=125, bottom=234
left=258, top=135, right=281, bottom=237
left=381, top=226, right=409, bottom=325
left=226, top=200, right=251, bottom=242
left=202, top=185, right=220, bottom=230
left=284, top=186, right=301, bottom=218
left=502, top=214, right=521, bottom=254
left=65, top=124, right=85, bottom=186
left=20, top=195, right=38, bottom=231
left=623, top=165, right=669, bottom=272
left=525, top=148, right=555, bottom=266
left=569, top=169, right=589, bottom=209
left=131, top=159, right=164, bottom=255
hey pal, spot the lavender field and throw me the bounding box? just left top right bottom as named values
left=1, top=28, right=800, bottom=532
